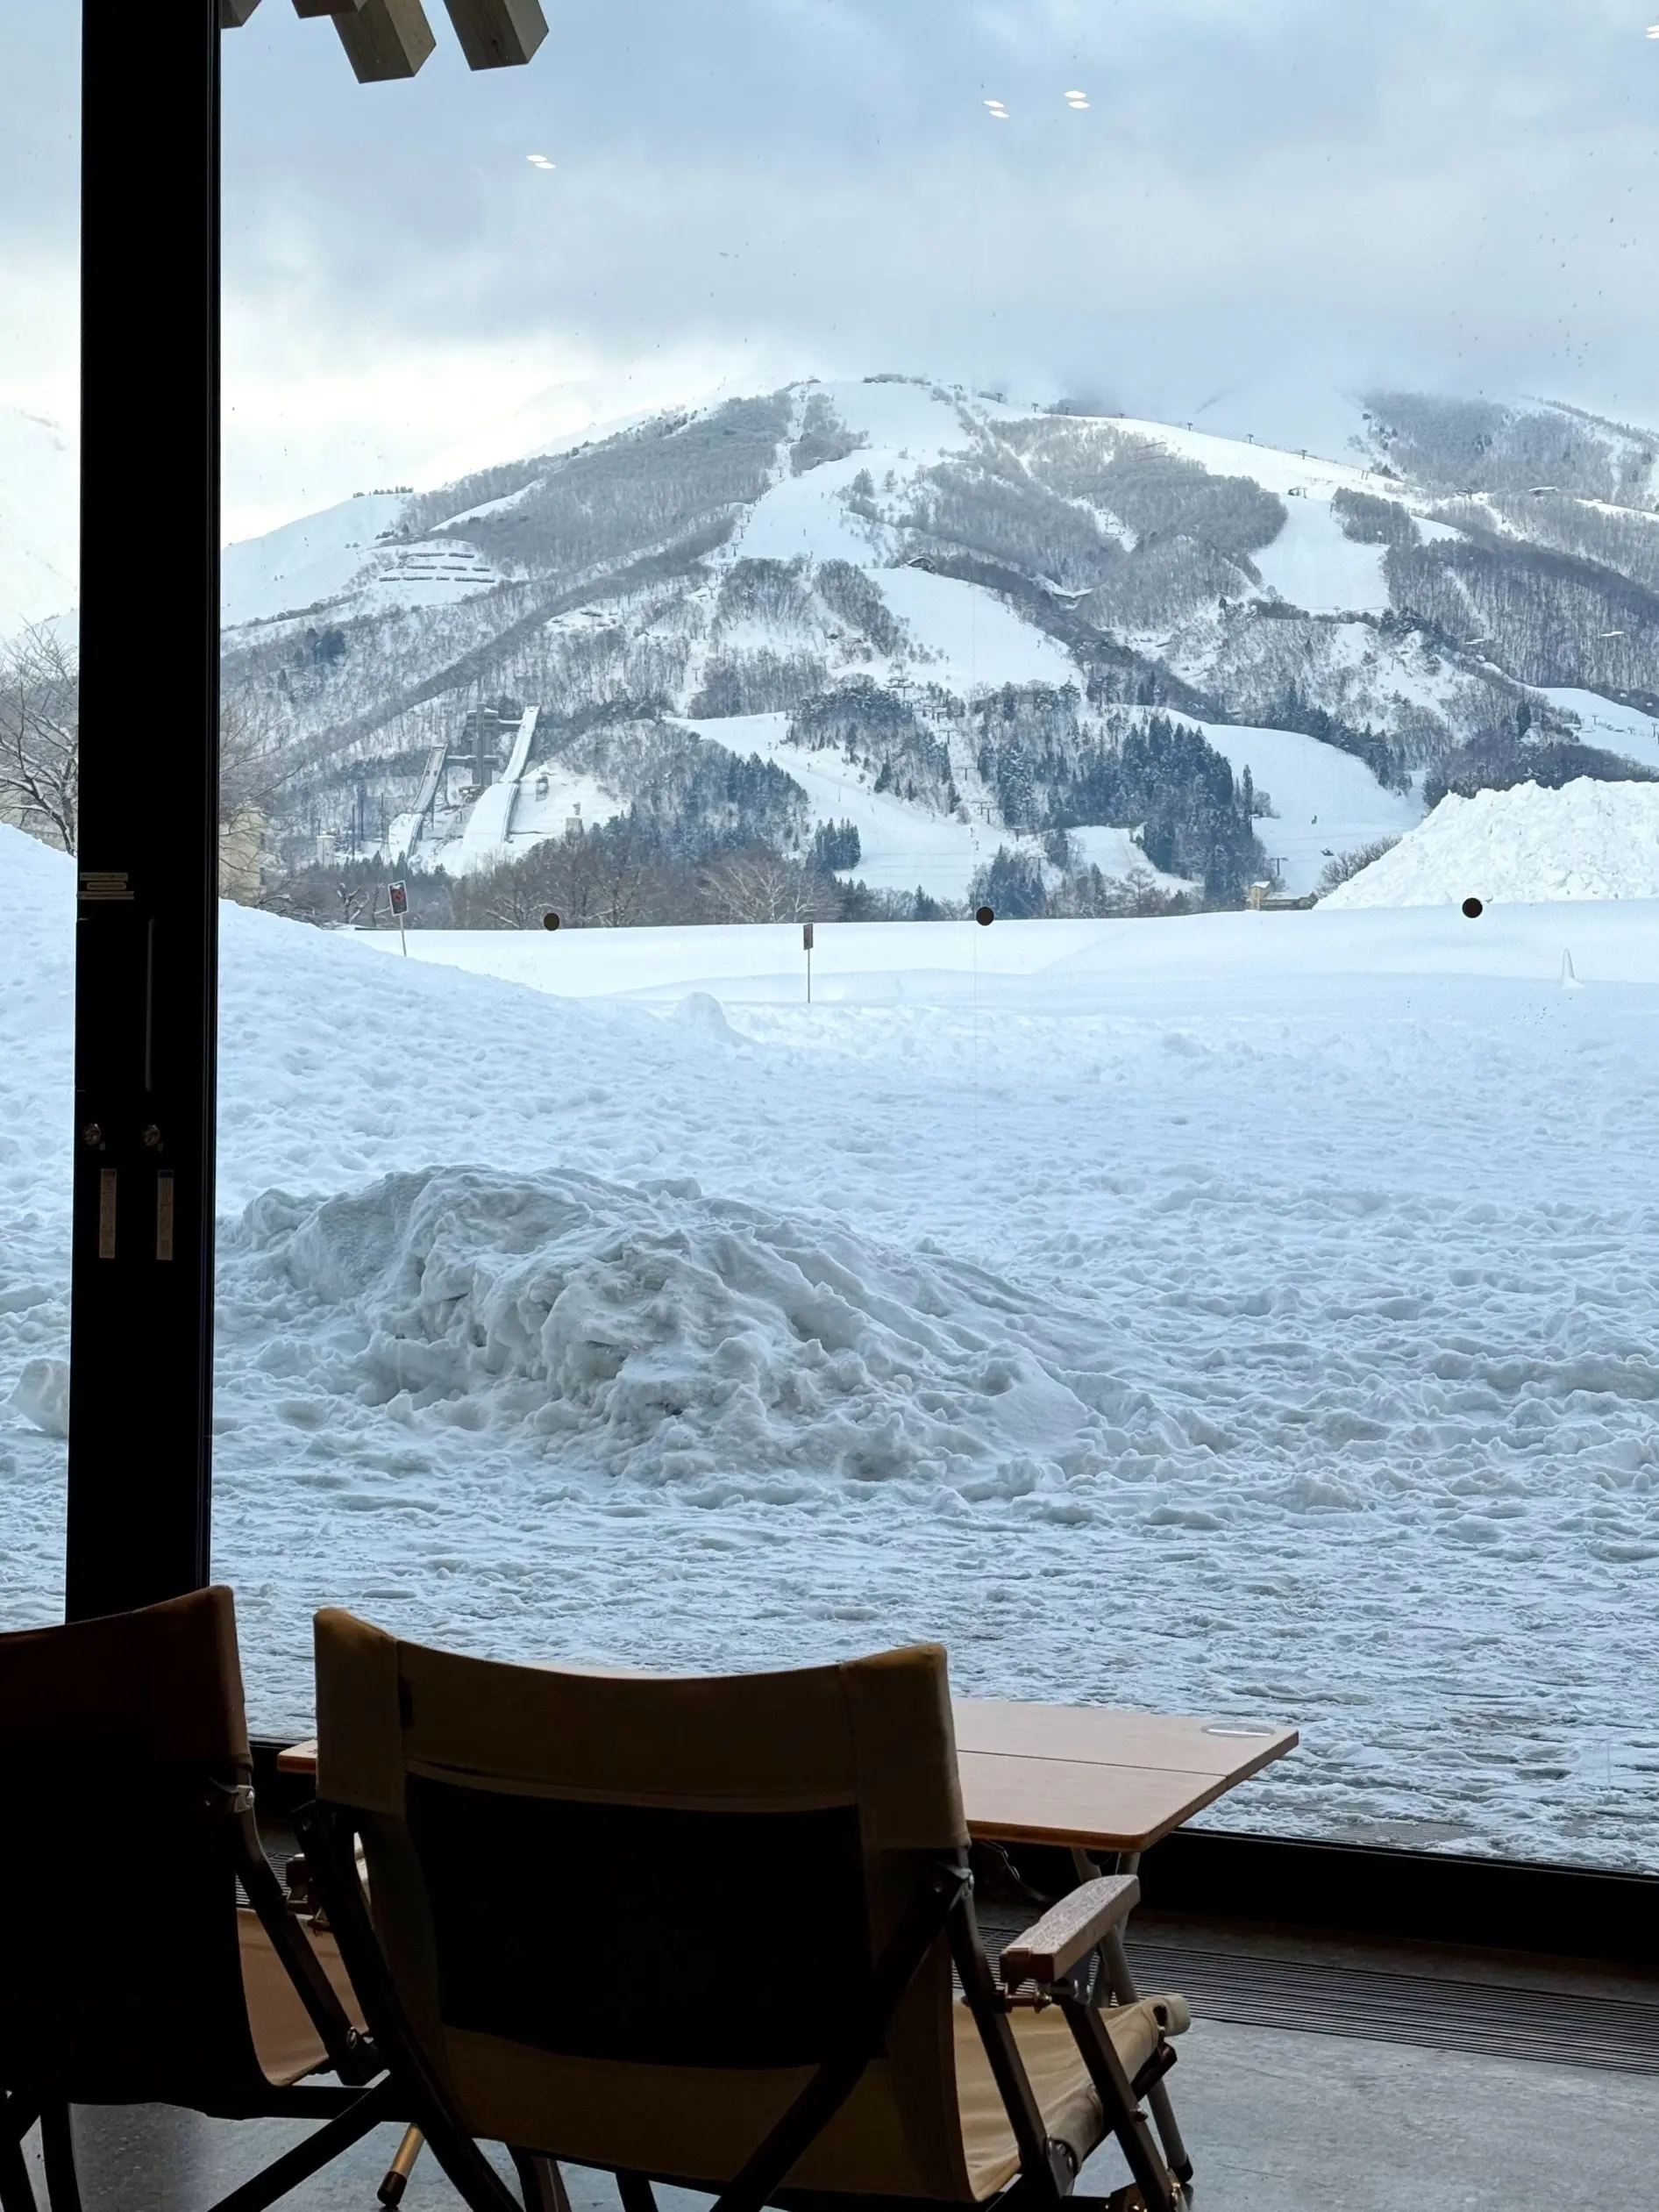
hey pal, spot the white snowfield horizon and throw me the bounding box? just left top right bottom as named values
left=352, top=892, right=1659, bottom=1003
left=4, top=819, right=1659, bottom=1868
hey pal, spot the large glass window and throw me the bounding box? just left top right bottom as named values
left=0, top=2, right=78, bottom=1623
left=7, top=2, right=1651, bottom=1871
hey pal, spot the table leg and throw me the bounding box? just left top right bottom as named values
left=1071, top=1851, right=1192, bottom=2188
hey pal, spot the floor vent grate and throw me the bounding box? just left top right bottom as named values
left=1128, top=1940, right=1659, bottom=2076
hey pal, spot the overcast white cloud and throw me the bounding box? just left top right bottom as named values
left=3, top=0, right=1657, bottom=546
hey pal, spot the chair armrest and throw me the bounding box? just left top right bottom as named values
left=1000, top=1873, right=1140, bottom=1989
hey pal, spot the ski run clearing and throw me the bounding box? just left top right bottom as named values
left=5, top=821, right=1659, bottom=1866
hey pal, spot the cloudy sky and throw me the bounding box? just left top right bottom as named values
left=4, top=0, right=1658, bottom=542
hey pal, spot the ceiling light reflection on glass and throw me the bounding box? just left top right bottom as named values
left=526, top=154, right=556, bottom=169
left=1064, top=89, right=1089, bottom=109
left=983, top=99, right=1008, bottom=119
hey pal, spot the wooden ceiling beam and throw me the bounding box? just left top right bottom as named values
left=440, top=0, right=547, bottom=70
left=331, top=0, right=437, bottom=82
left=222, top=0, right=546, bottom=74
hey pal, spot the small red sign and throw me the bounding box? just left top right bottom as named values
left=388, top=881, right=409, bottom=916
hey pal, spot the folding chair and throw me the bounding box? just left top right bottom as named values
left=300, top=1614, right=1193, bottom=2212
left=0, top=1588, right=396, bottom=2212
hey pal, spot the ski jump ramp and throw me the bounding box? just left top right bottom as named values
left=452, top=707, right=539, bottom=871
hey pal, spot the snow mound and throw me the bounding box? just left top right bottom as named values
left=1325, top=778, right=1659, bottom=908
left=219, top=1165, right=1106, bottom=1508
left=8, top=1358, right=68, bottom=1438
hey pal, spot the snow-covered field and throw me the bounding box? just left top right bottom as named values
left=5, top=823, right=1659, bottom=1868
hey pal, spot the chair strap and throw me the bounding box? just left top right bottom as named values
left=294, top=1802, right=528, bottom=2212
left=1053, top=1995, right=1175, bottom=2212
left=206, top=2079, right=400, bottom=2212
left=0, top=2094, right=39, bottom=2212
left=231, top=1806, right=378, bottom=2086
left=0, top=2098, right=36, bottom=2151
left=707, top=1859, right=972, bottom=2212
left=948, top=1894, right=1063, bottom=2204
left=39, top=2109, right=80, bottom=2212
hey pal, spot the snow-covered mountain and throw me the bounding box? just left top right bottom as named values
left=218, top=377, right=1659, bottom=906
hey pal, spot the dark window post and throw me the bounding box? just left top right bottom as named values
left=67, top=0, right=220, bottom=1616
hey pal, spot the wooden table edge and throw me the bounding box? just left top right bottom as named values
left=964, top=1756, right=1287, bottom=1855
left=957, top=1730, right=1299, bottom=1786
left=273, top=1723, right=1298, bottom=1803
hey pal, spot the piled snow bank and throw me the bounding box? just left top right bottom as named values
left=218, top=1164, right=1114, bottom=1511
left=1326, top=777, right=1659, bottom=908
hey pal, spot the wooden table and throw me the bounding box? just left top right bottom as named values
left=951, top=1698, right=1296, bottom=1855
left=277, top=1696, right=1296, bottom=1854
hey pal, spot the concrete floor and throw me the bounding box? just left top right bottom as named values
left=16, top=2017, right=1659, bottom=2211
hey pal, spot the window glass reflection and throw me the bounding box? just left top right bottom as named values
left=205, top=4, right=1659, bottom=1867
left=4, top=2, right=1655, bottom=1876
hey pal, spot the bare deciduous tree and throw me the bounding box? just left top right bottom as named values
left=461, top=819, right=657, bottom=930
left=0, top=624, right=78, bottom=852
left=0, top=631, right=301, bottom=888
left=697, top=844, right=832, bottom=924
left=219, top=678, right=294, bottom=824
left=1316, top=838, right=1399, bottom=896
left=217, top=674, right=317, bottom=902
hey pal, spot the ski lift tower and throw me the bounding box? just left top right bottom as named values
left=68, top=0, right=549, bottom=1618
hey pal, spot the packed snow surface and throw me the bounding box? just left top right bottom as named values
left=5, top=822, right=1659, bottom=1869
left=1327, top=779, right=1659, bottom=909
left=219, top=492, right=410, bottom=627
left=865, top=567, right=1079, bottom=690
left=675, top=711, right=998, bottom=896
left=1250, top=496, right=1390, bottom=617
left=1178, top=718, right=1420, bottom=897
left=1539, top=690, right=1659, bottom=772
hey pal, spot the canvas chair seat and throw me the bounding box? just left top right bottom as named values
left=414, top=1977, right=1190, bottom=2202
left=302, top=1616, right=1195, bottom=2212
left=954, top=1997, right=1188, bottom=2201
left=237, top=1909, right=367, bottom=2089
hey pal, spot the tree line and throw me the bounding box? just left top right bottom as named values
left=972, top=692, right=1267, bottom=901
